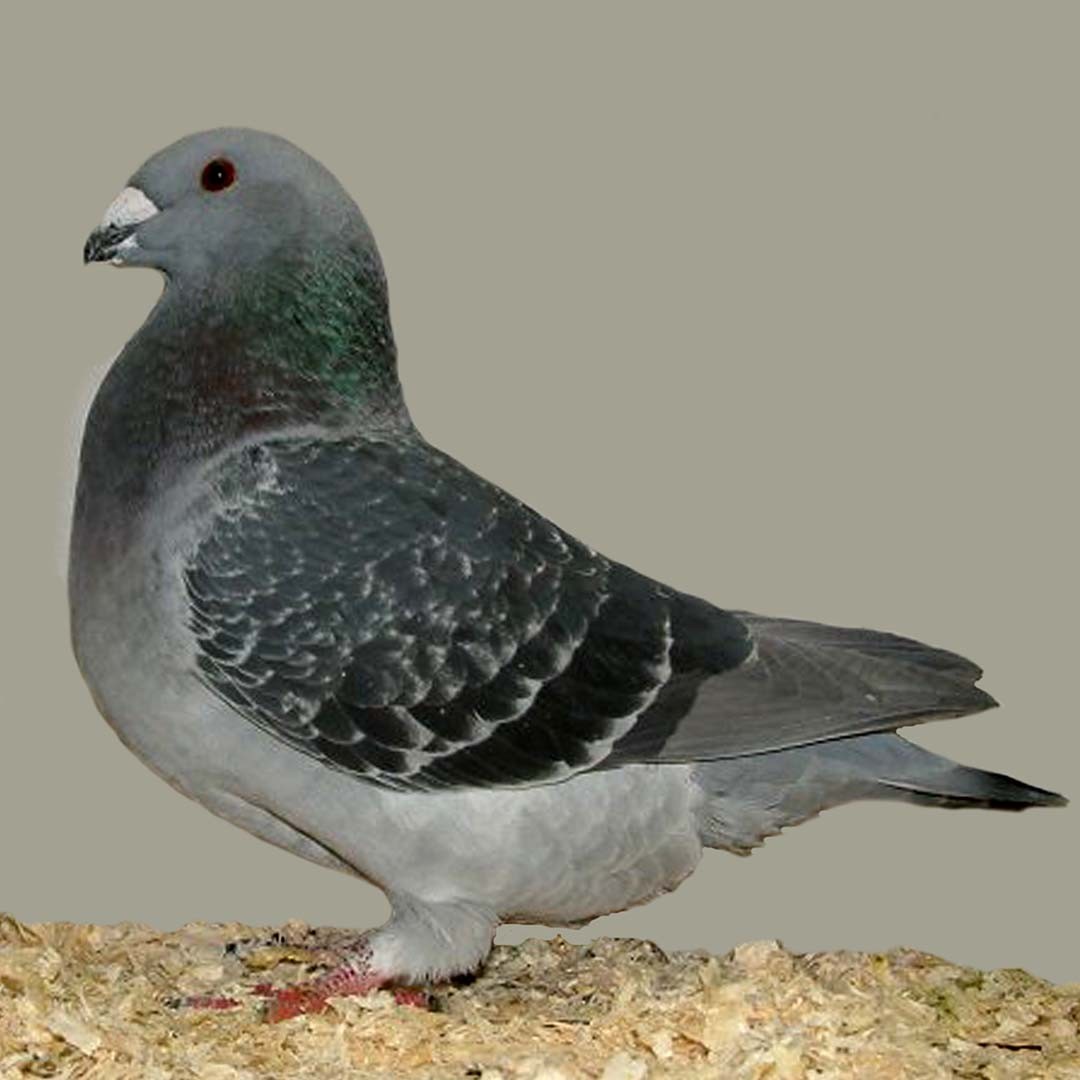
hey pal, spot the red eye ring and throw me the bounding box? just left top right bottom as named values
left=201, top=158, right=236, bottom=192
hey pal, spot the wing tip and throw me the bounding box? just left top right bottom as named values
left=965, top=683, right=999, bottom=714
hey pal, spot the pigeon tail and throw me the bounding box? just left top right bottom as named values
left=872, top=739, right=1069, bottom=810
left=693, top=732, right=1066, bottom=853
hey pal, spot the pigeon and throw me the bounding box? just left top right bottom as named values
left=73, top=128, right=1066, bottom=1021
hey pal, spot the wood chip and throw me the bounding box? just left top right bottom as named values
left=1, top=915, right=1077, bottom=1078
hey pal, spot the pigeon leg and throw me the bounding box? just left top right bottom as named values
left=255, top=899, right=496, bottom=1022
left=165, top=928, right=422, bottom=1018
left=253, top=934, right=428, bottom=1022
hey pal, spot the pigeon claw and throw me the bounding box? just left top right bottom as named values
left=392, top=987, right=430, bottom=1008
left=167, top=993, right=243, bottom=1011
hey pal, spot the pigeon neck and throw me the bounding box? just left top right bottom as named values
left=77, top=250, right=412, bottom=514
left=163, top=245, right=409, bottom=427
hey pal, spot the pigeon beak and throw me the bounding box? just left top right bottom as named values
left=84, top=186, right=159, bottom=265
left=84, top=222, right=140, bottom=264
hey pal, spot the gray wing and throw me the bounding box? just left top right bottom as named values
left=185, top=436, right=994, bottom=791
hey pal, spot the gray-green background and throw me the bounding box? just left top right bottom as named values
left=2, top=3, right=1075, bottom=982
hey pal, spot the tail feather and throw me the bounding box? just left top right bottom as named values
left=876, top=745, right=1068, bottom=811
left=693, top=732, right=1066, bottom=853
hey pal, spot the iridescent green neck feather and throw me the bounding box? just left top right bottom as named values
left=78, top=243, right=410, bottom=512
left=242, top=246, right=405, bottom=418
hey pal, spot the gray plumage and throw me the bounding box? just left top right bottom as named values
left=72, top=128, right=1065, bottom=1000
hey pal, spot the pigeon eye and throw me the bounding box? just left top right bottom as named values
left=200, top=158, right=236, bottom=193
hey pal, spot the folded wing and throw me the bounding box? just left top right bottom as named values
left=186, top=436, right=995, bottom=792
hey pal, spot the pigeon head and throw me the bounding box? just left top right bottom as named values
left=84, top=127, right=376, bottom=282
left=82, top=129, right=406, bottom=433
